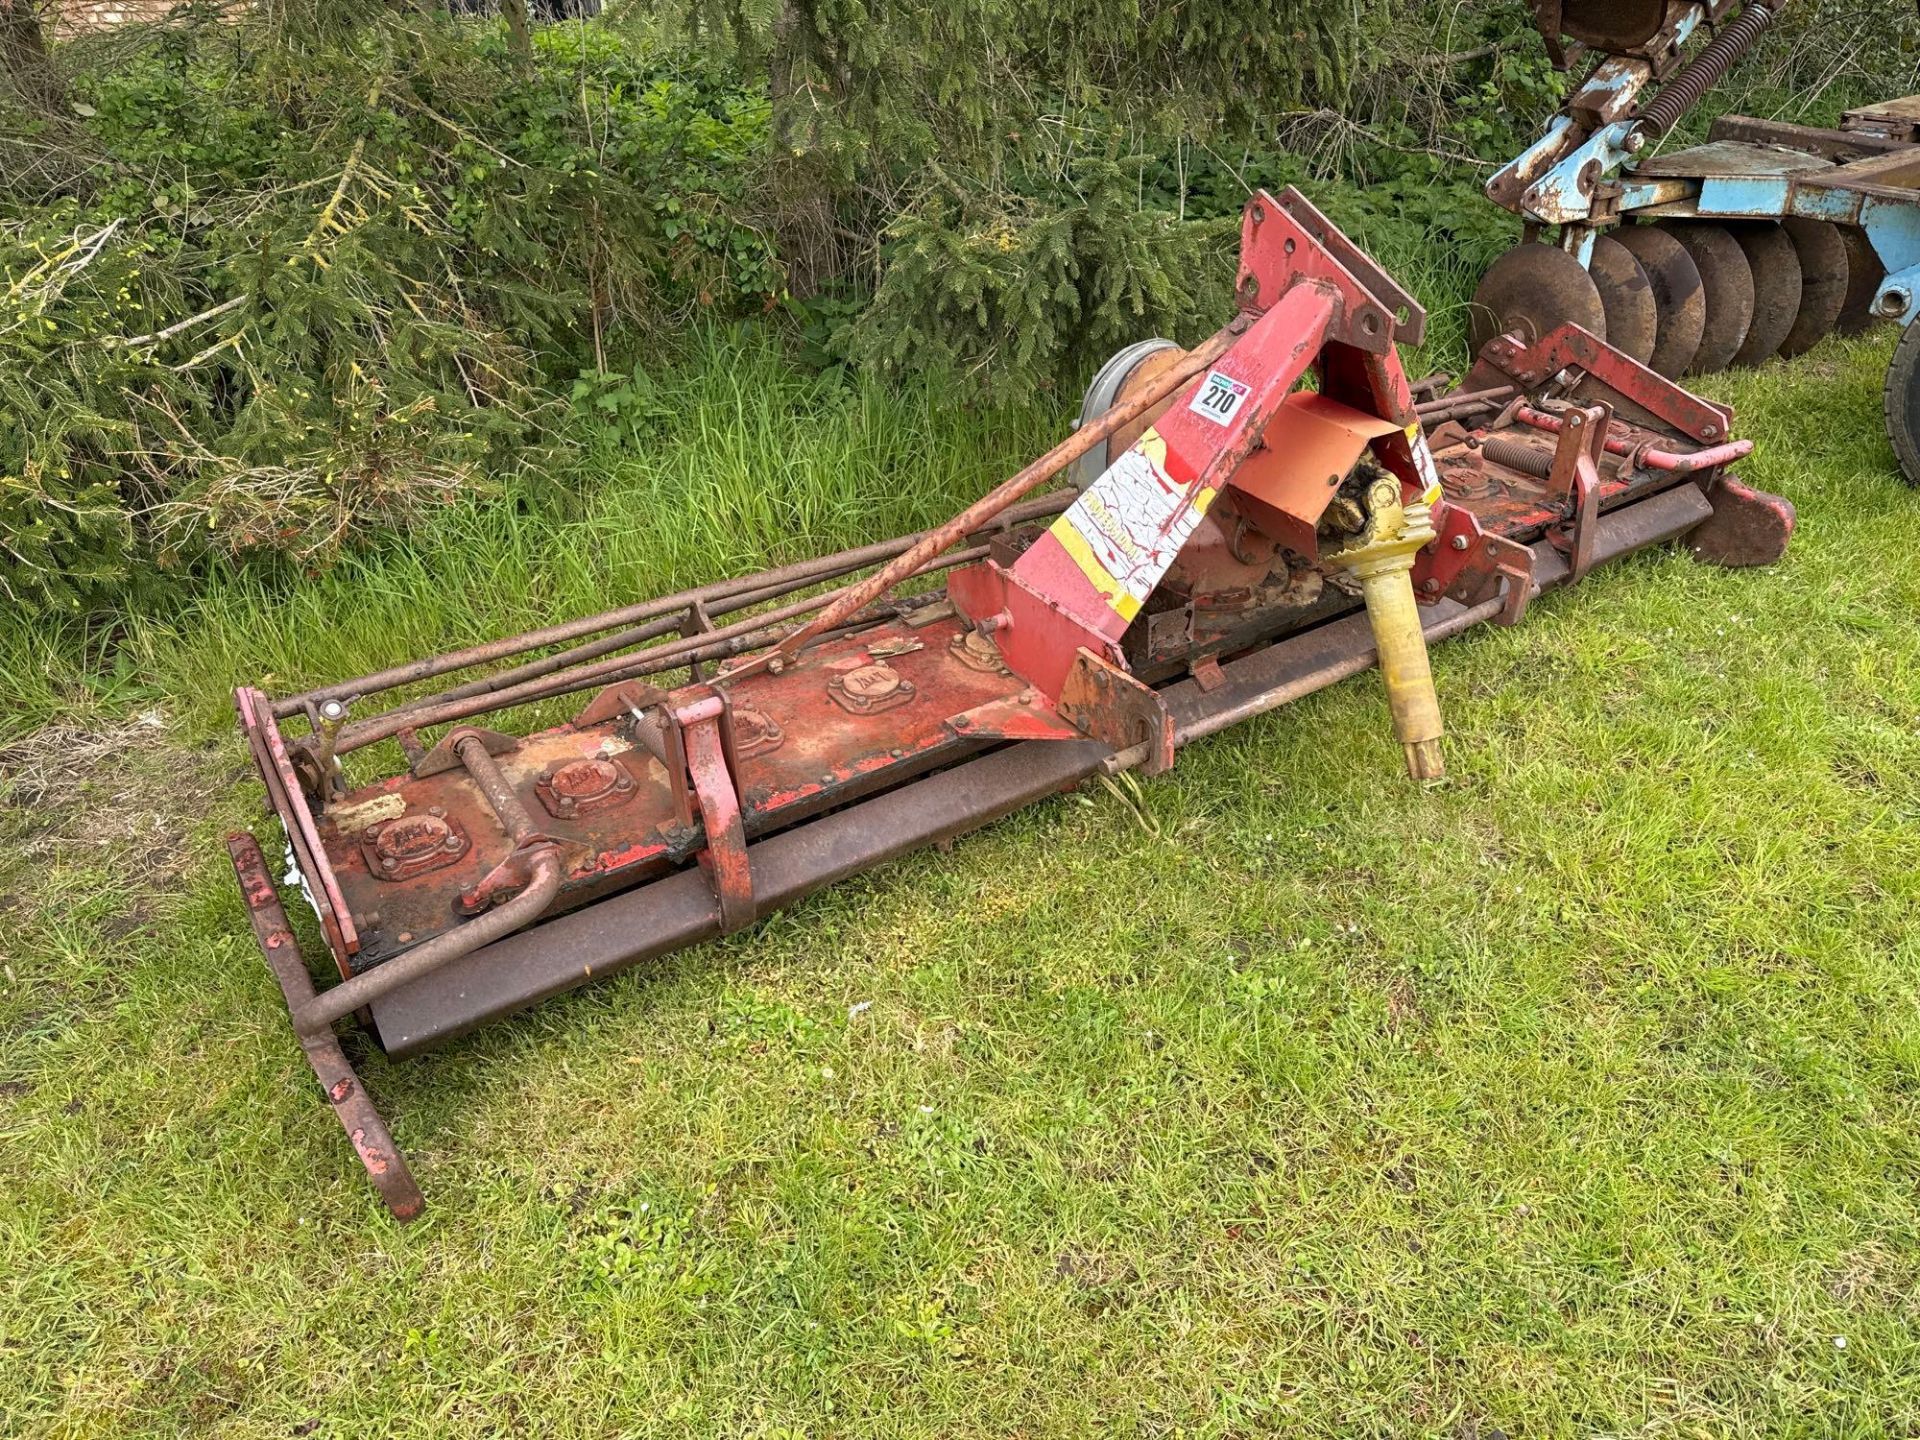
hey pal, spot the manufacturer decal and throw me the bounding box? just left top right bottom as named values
left=1052, top=428, right=1218, bottom=623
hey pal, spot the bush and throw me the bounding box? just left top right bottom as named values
left=0, top=10, right=778, bottom=615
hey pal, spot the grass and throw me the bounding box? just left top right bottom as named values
left=5, top=324, right=1920, bottom=1438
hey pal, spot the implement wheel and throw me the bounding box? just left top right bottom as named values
left=1883, top=319, right=1920, bottom=486
left=1072, top=338, right=1184, bottom=489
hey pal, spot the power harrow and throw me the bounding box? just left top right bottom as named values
left=228, top=190, right=1793, bottom=1218
left=1473, top=0, right=1920, bottom=480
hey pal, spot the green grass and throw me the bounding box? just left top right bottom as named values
left=5, top=328, right=1920, bottom=1438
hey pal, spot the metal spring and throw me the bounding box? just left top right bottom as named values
left=1635, top=2, right=1778, bottom=139
left=1479, top=438, right=1553, bottom=479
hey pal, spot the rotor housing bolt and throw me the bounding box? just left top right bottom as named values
left=1451, top=534, right=1470, bottom=551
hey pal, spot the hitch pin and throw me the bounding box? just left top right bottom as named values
left=314, top=699, right=349, bottom=802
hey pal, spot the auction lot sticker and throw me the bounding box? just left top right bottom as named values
left=1188, top=370, right=1251, bottom=426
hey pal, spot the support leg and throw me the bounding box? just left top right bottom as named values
left=228, top=831, right=425, bottom=1222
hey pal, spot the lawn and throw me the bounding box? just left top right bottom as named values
left=4, top=328, right=1920, bottom=1438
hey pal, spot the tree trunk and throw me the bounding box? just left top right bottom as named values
left=0, top=0, right=63, bottom=112
left=767, top=0, right=839, bottom=298
left=499, top=0, right=533, bottom=72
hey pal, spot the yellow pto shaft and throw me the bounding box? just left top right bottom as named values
left=1332, top=475, right=1446, bottom=780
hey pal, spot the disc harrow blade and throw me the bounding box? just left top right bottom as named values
left=1612, top=225, right=1704, bottom=380
left=1777, top=218, right=1849, bottom=358
left=1468, top=242, right=1606, bottom=357
left=1729, top=224, right=1802, bottom=368
left=1838, top=226, right=1886, bottom=336
left=1589, top=234, right=1658, bottom=366
left=1661, top=222, right=1754, bottom=374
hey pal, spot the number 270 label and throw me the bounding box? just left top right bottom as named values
left=1188, top=370, right=1251, bottom=426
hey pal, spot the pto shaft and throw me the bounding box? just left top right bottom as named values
left=1333, top=476, right=1446, bottom=779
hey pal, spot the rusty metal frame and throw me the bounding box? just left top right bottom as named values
left=228, top=831, right=425, bottom=1221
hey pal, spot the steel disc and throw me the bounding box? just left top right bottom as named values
left=1838, top=226, right=1885, bottom=335
left=1778, top=217, right=1849, bottom=357
left=1661, top=222, right=1755, bottom=374
left=1468, top=242, right=1607, bottom=355
left=1557, top=0, right=1668, bottom=49
left=1729, top=224, right=1802, bottom=367
left=1612, top=225, right=1705, bottom=378
left=1588, top=234, right=1659, bottom=365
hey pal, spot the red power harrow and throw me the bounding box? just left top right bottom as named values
left=228, top=189, right=1794, bottom=1218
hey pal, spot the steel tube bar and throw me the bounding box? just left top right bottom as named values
left=1412, top=385, right=1516, bottom=423
left=454, top=734, right=539, bottom=844
left=275, top=492, right=1075, bottom=720
left=295, top=851, right=562, bottom=1034
left=1511, top=405, right=1754, bottom=470
left=405, top=556, right=904, bottom=712
left=334, top=549, right=987, bottom=755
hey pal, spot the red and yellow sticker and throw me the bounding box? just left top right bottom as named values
left=1050, top=428, right=1218, bottom=624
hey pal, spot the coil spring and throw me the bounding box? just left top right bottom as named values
left=1479, top=438, right=1553, bottom=479
left=1635, top=2, right=1778, bottom=139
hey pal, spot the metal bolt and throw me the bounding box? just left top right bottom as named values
left=319, top=699, right=347, bottom=722
left=1451, top=534, right=1470, bottom=551
left=819, top=773, right=835, bottom=785
left=428, top=805, right=445, bottom=818
left=381, top=856, right=398, bottom=872
left=1421, top=579, right=1442, bottom=593
left=1702, top=424, right=1719, bottom=438
left=443, top=834, right=462, bottom=852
